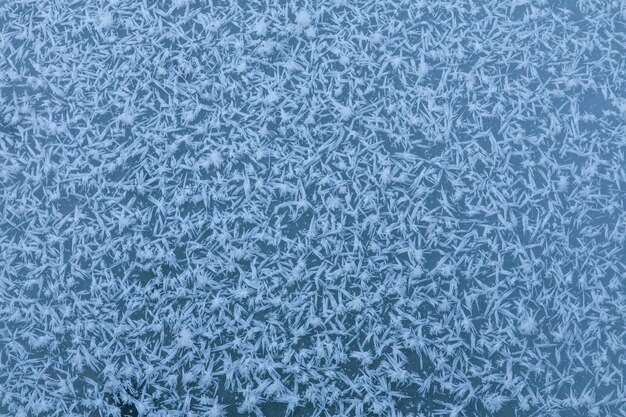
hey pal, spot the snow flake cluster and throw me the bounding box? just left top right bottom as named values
left=1, top=1, right=625, bottom=416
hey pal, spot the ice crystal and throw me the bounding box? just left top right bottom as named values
left=1, top=1, right=625, bottom=417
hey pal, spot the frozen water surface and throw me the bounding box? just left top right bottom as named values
left=1, top=1, right=625, bottom=416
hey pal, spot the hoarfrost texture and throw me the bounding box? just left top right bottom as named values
left=1, top=1, right=625, bottom=417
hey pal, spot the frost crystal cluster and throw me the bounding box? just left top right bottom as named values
left=1, top=1, right=625, bottom=417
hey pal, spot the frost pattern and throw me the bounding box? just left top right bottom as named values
left=1, top=1, right=625, bottom=417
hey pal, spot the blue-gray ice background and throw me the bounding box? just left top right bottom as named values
left=1, top=0, right=625, bottom=416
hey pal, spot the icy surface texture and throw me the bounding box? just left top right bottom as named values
left=1, top=1, right=625, bottom=416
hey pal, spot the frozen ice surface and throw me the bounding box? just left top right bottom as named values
left=1, top=1, right=625, bottom=417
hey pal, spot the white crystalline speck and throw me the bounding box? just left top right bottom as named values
left=295, top=10, right=311, bottom=27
